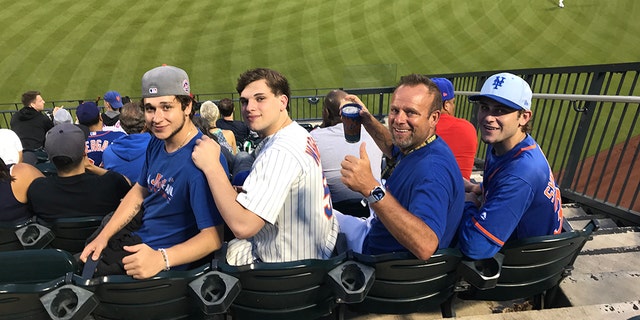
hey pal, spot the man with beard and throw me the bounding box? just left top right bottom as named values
left=81, top=65, right=228, bottom=279
left=337, top=74, right=464, bottom=260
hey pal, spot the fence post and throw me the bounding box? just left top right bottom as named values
left=559, top=71, right=607, bottom=190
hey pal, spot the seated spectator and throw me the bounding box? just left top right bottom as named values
left=192, top=116, right=235, bottom=175
left=102, top=90, right=125, bottom=132
left=200, top=100, right=237, bottom=155
left=216, top=97, right=252, bottom=149
left=81, top=65, right=227, bottom=279
left=76, top=101, right=126, bottom=167
left=0, top=157, right=43, bottom=223
left=310, top=89, right=383, bottom=218
left=0, top=129, right=23, bottom=165
left=192, top=68, right=338, bottom=266
left=102, top=101, right=152, bottom=182
left=432, top=78, right=478, bottom=180
left=10, top=91, right=56, bottom=165
left=458, top=72, right=563, bottom=259
left=336, top=74, right=464, bottom=259
left=27, top=123, right=131, bottom=220
left=53, top=107, right=74, bottom=125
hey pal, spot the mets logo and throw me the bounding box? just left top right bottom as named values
left=492, top=76, right=505, bottom=89
left=182, top=79, right=190, bottom=94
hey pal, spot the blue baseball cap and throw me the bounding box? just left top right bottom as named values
left=469, top=72, right=532, bottom=111
left=104, top=91, right=123, bottom=109
left=76, top=101, right=100, bottom=125
left=431, top=78, right=455, bottom=102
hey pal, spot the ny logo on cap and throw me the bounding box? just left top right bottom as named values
left=492, top=76, right=505, bottom=89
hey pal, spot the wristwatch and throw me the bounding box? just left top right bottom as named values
left=364, top=185, right=386, bottom=205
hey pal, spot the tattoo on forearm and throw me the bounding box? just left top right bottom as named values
left=119, top=203, right=141, bottom=230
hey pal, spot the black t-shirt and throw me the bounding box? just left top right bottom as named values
left=28, top=171, right=131, bottom=220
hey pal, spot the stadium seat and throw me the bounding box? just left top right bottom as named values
left=0, top=249, right=95, bottom=320
left=0, top=219, right=32, bottom=251
left=215, top=250, right=373, bottom=320
left=37, top=216, right=104, bottom=254
left=457, top=219, right=599, bottom=309
left=346, top=249, right=463, bottom=318
left=75, top=263, right=211, bottom=319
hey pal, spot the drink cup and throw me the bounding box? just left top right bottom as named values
left=341, top=103, right=362, bottom=143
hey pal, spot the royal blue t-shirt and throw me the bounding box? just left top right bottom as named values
left=134, top=131, right=228, bottom=253
left=458, top=135, right=563, bottom=259
left=362, top=137, right=464, bottom=255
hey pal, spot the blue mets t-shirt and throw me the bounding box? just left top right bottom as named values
left=135, top=131, right=227, bottom=252
left=458, top=134, right=563, bottom=259
left=362, top=137, right=464, bottom=255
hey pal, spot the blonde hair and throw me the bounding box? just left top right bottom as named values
left=199, top=100, right=220, bottom=125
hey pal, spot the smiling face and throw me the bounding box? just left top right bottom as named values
left=476, top=97, right=531, bottom=155
left=388, top=84, right=440, bottom=153
left=239, top=79, right=289, bottom=137
left=143, top=95, right=191, bottom=143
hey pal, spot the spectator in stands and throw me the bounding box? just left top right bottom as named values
left=191, top=115, right=235, bottom=177
left=76, top=101, right=126, bottom=167
left=192, top=68, right=338, bottom=266
left=102, top=90, right=125, bottom=132
left=337, top=74, right=464, bottom=259
left=432, top=78, right=478, bottom=180
left=216, top=97, right=251, bottom=149
left=102, top=101, right=152, bottom=182
left=0, top=129, right=23, bottom=165
left=81, top=65, right=227, bottom=279
left=200, top=100, right=237, bottom=155
left=27, top=123, right=131, bottom=220
left=10, top=91, right=57, bottom=165
left=0, top=156, right=43, bottom=223
left=310, top=89, right=383, bottom=218
left=53, top=107, right=74, bottom=125
left=458, top=72, right=563, bottom=259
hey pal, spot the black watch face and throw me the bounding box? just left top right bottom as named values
left=372, top=187, right=385, bottom=201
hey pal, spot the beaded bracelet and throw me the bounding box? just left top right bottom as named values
left=159, top=248, right=170, bottom=271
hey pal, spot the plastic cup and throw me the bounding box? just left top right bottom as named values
left=341, top=103, right=362, bottom=143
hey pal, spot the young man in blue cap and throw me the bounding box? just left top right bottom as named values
left=102, top=90, right=124, bottom=131
left=458, top=72, right=564, bottom=259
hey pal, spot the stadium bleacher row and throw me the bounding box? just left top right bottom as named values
left=0, top=207, right=597, bottom=319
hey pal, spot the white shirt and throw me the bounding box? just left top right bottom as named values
left=0, top=129, right=23, bottom=165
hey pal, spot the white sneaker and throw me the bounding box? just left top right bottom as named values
left=559, top=3, right=564, bottom=8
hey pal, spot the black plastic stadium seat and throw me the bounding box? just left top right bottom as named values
left=458, top=219, right=599, bottom=309
left=346, top=249, right=463, bottom=318
left=36, top=216, right=104, bottom=254
left=0, top=249, right=96, bottom=320
left=0, top=219, right=33, bottom=251
left=214, top=250, right=373, bottom=320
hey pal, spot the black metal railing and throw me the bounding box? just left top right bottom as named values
left=2, top=63, right=638, bottom=223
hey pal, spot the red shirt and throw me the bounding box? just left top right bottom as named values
left=435, top=113, right=478, bottom=180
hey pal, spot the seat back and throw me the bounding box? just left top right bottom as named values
left=76, top=266, right=209, bottom=320
left=347, top=248, right=462, bottom=316
left=0, top=221, right=30, bottom=251
left=218, top=253, right=348, bottom=320
left=38, top=216, right=104, bottom=254
left=0, top=249, right=79, bottom=319
left=459, top=219, right=598, bottom=301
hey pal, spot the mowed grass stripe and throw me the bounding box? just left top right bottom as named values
left=1, top=0, right=640, bottom=105
left=0, top=1, right=95, bottom=99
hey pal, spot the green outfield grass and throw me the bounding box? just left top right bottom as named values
left=0, top=0, right=639, bottom=106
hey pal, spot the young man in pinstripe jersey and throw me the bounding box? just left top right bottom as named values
left=193, top=68, right=339, bottom=266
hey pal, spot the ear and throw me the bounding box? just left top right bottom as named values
left=430, top=109, right=441, bottom=124
left=519, top=110, right=532, bottom=126
left=279, top=95, right=288, bottom=111
left=185, top=100, right=193, bottom=117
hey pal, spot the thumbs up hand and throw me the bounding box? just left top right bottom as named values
left=341, top=142, right=379, bottom=196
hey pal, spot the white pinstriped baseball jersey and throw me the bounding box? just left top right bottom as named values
left=229, top=122, right=339, bottom=265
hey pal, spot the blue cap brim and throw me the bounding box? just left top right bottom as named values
left=468, top=94, right=525, bottom=111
